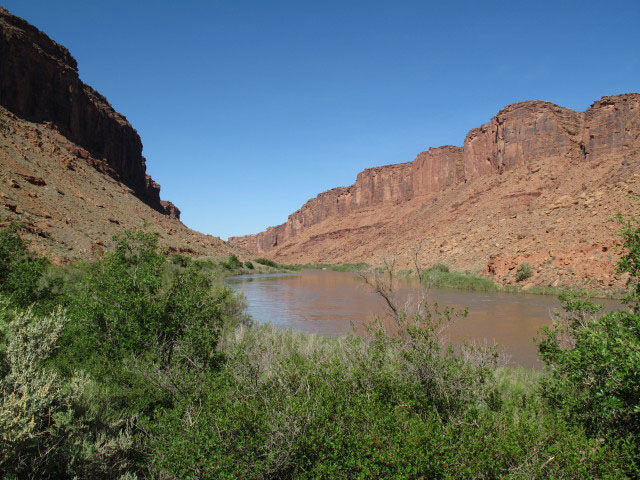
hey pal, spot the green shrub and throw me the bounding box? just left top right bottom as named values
left=0, top=223, right=52, bottom=308
left=254, top=257, right=278, bottom=268
left=169, top=254, right=190, bottom=268
left=147, top=318, right=639, bottom=479
left=616, top=212, right=640, bottom=311
left=429, top=263, right=450, bottom=273
left=539, top=296, right=640, bottom=437
left=223, top=254, right=242, bottom=270
left=244, top=260, right=255, bottom=269
left=57, top=231, right=229, bottom=418
left=515, top=262, right=533, bottom=282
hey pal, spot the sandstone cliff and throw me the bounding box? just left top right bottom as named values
left=0, top=7, right=177, bottom=217
left=230, top=94, right=640, bottom=292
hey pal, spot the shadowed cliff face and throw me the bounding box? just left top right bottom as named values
left=0, top=8, right=179, bottom=218
left=229, top=94, right=640, bottom=292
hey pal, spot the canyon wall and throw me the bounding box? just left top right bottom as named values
left=0, top=8, right=178, bottom=217
left=230, top=94, right=640, bottom=253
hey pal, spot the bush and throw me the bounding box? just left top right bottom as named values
left=539, top=295, right=640, bottom=437
left=222, top=254, right=243, bottom=270
left=57, top=231, right=230, bottom=419
left=147, top=318, right=638, bottom=479
left=429, top=263, right=450, bottom=273
left=169, top=254, right=190, bottom=268
left=254, top=257, right=278, bottom=268
left=616, top=212, right=640, bottom=311
left=515, top=262, right=533, bottom=282
left=0, top=223, right=52, bottom=308
left=244, top=260, right=254, bottom=269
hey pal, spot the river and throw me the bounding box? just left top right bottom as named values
left=226, top=270, right=621, bottom=368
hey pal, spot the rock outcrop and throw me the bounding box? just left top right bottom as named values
left=0, top=9, right=241, bottom=260
left=230, top=94, right=640, bottom=293
left=231, top=94, right=640, bottom=254
left=0, top=7, right=173, bottom=215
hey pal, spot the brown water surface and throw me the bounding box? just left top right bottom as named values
left=226, top=270, right=621, bottom=368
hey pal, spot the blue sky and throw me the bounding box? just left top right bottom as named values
left=3, top=1, right=639, bottom=239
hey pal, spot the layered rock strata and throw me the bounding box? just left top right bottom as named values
left=230, top=94, right=640, bottom=254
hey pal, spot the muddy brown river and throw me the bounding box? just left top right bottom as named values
left=226, top=270, right=621, bottom=368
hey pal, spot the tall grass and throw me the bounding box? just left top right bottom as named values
left=422, top=268, right=501, bottom=291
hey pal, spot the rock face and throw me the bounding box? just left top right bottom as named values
left=0, top=7, right=173, bottom=215
left=230, top=94, right=640, bottom=293
left=463, top=101, right=584, bottom=177
left=233, top=145, right=465, bottom=251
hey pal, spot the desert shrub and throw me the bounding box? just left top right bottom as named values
left=539, top=297, right=640, bottom=438
left=67, top=231, right=225, bottom=364
left=515, top=262, right=533, bottom=282
left=430, top=263, right=450, bottom=273
left=0, top=223, right=52, bottom=308
left=147, top=318, right=638, bottom=479
left=0, top=300, right=138, bottom=479
left=169, top=254, right=189, bottom=268
left=254, top=257, right=278, bottom=268
left=244, top=260, right=255, bottom=269
left=222, top=254, right=242, bottom=270
left=616, top=212, right=640, bottom=311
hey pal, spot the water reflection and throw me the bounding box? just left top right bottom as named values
left=226, top=270, right=620, bottom=369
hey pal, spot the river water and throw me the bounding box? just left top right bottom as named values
left=225, top=270, right=620, bottom=368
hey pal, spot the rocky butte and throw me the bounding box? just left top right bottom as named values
left=230, top=95, right=640, bottom=292
left=0, top=8, right=237, bottom=260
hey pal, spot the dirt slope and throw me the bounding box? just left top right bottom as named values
left=0, top=106, right=238, bottom=261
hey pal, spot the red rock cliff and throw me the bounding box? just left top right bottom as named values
left=0, top=8, right=178, bottom=217
left=230, top=94, right=640, bottom=253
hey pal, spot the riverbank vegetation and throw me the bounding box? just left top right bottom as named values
left=1, top=218, right=639, bottom=479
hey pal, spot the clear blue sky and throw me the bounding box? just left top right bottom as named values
left=3, top=1, right=639, bottom=239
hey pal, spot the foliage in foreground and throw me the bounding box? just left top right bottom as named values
left=0, top=214, right=639, bottom=478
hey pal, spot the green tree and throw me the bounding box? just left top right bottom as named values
left=59, top=231, right=228, bottom=417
